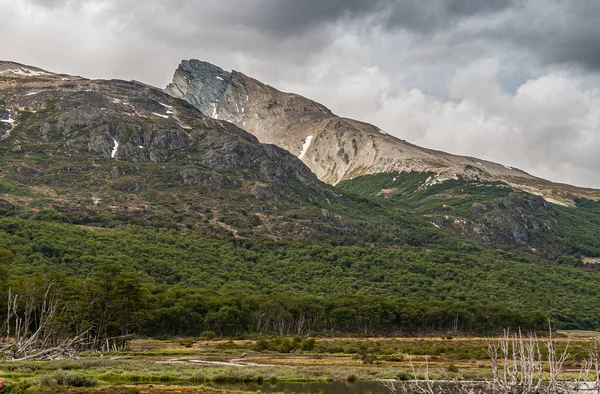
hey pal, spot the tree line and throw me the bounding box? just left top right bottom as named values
left=1, top=264, right=547, bottom=342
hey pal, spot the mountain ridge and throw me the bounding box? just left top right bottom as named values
left=166, top=59, right=600, bottom=206
left=0, top=60, right=361, bottom=240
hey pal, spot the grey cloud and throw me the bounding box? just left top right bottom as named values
left=25, top=0, right=85, bottom=9
left=221, top=0, right=515, bottom=37
left=382, top=0, right=514, bottom=33
left=505, top=2, right=600, bottom=72
left=227, top=0, right=381, bottom=36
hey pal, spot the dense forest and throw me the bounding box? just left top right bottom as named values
left=1, top=216, right=599, bottom=341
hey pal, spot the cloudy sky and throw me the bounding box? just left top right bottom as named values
left=3, top=0, right=600, bottom=188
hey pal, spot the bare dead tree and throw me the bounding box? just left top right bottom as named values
left=381, top=329, right=600, bottom=394
left=1, top=279, right=132, bottom=361
left=578, top=339, right=600, bottom=392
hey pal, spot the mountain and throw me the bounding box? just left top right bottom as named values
left=2, top=59, right=598, bottom=252
left=166, top=59, right=600, bottom=207
left=0, top=61, right=359, bottom=239
left=0, top=61, right=459, bottom=246
left=2, top=60, right=600, bottom=333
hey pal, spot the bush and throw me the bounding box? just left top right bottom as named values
left=253, top=337, right=316, bottom=353
left=301, top=338, right=316, bottom=351
left=55, top=372, right=98, bottom=387
left=200, top=330, right=216, bottom=340
left=396, top=371, right=413, bottom=381
left=178, top=339, right=195, bottom=348
left=216, top=340, right=241, bottom=350
left=384, top=354, right=404, bottom=362
left=254, top=338, right=269, bottom=352
left=39, top=375, right=57, bottom=388
left=447, top=363, right=459, bottom=373
left=2, top=381, right=32, bottom=394
left=361, top=354, right=377, bottom=364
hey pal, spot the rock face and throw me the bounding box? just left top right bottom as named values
left=468, top=193, right=556, bottom=245
left=166, top=60, right=231, bottom=117
left=166, top=59, right=600, bottom=206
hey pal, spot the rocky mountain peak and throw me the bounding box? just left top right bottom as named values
left=166, top=59, right=231, bottom=117
left=165, top=59, right=600, bottom=206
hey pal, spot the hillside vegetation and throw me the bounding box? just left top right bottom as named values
left=1, top=217, right=599, bottom=338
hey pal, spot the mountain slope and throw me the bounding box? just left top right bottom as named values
left=0, top=61, right=352, bottom=239
left=0, top=61, right=456, bottom=246
left=166, top=59, right=600, bottom=206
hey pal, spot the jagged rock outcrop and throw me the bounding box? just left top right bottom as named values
left=166, top=59, right=600, bottom=206
left=468, top=193, right=556, bottom=245
left=166, top=59, right=231, bottom=117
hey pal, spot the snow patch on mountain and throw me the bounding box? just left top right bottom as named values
left=111, top=139, right=119, bottom=158
left=0, top=67, right=47, bottom=77
left=298, top=136, right=313, bottom=160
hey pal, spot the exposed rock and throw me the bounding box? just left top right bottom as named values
left=181, top=166, right=236, bottom=187
left=165, top=60, right=231, bottom=116
left=110, top=177, right=147, bottom=192
left=250, top=183, right=274, bottom=199
left=468, top=193, right=555, bottom=245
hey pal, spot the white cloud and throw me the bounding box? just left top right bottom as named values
left=362, top=60, right=600, bottom=187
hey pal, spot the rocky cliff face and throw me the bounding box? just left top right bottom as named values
left=166, top=60, right=231, bottom=117
left=457, top=193, right=556, bottom=245
left=166, top=59, right=600, bottom=206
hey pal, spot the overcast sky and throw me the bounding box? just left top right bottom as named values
left=3, top=0, right=600, bottom=188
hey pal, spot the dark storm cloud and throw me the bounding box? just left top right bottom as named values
left=25, top=0, right=600, bottom=73
left=497, top=1, right=600, bottom=72
left=234, top=0, right=600, bottom=73
left=228, top=0, right=381, bottom=36
left=382, top=0, right=514, bottom=33
left=98, top=0, right=600, bottom=72
left=220, top=0, right=515, bottom=36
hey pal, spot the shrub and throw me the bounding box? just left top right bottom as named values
left=178, top=339, right=195, bottom=348
left=301, top=338, right=316, bottom=351
left=361, top=354, right=377, bottom=364
left=55, top=372, right=98, bottom=387
left=216, top=340, right=242, bottom=350
left=200, top=330, right=216, bottom=340
left=396, top=371, right=413, bottom=381
left=39, top=375, right=57, bottom=388
left=254, top=338, right=269, bottom=352
left=2, top=381, right=32, bottom=394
